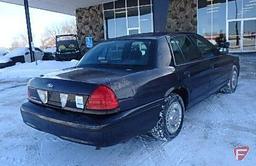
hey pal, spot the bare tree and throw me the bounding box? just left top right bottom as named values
left=41, top=20, right=77, bottom=49
left=11, top=33, right=29, bottom=49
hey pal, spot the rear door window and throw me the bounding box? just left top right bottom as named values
left=169, top=35, right=202, bottom=65
left=168, top=37, right=185, bottom=65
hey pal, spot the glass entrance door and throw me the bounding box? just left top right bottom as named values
left=228, top=19, right=256, bottom=52
left=243, top=20, right=256, bottom=52
left=228, top=21, right=241, bottom=52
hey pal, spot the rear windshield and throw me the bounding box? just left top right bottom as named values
left=78, top=40, right=154, bottom=68
left=57, top=40, right=79, bottom=53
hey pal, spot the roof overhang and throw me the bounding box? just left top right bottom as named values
left=0, top=0, right=114, bottom=15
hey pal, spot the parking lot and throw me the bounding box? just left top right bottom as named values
left=0, top=54, right=255, bottom=166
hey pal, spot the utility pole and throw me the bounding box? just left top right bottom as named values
left=24, top=0, right=36, bottom=64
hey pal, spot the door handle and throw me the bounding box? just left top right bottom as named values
left=184, top=71, right=191, bottom=78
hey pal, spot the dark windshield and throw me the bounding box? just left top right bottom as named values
left=57, top=40, right=79, bottom=53
left=78, top=39, right=155, bottom=68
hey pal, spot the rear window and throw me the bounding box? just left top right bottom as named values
left=78, top=40, right=154, bottom=68
left=57, top=40, right=79, bottom=53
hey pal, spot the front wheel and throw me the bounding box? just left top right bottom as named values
left=151, top=93, right=185, bottom=141
left=221, top=65, right=239, bottom=94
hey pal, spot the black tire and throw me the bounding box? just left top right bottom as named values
left=55, top=55, right=62, bottom=61
left=221, top=65, right=239, bottom=94
left=43, top=53, right=55, bottom=61
left=151, top=93, right=185, bottom=141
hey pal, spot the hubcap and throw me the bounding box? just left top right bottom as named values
left=165, top=102, right=182, bottom=134
left=231, top=69, right=238, bottom=89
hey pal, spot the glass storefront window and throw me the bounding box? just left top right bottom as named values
left=105, top=11, right=115, bottom=38
left=129, top=29, right=140, bottom=35
left=212, top=0, right=226, bottom=39
left=228, top=0, right=243, bottom=19
left=243, top=0, right=256, bottom=18
left=103, top=2, right=114, bottom=10
left=197, top=0, right=256, bottom=52
left=198, top=0, right=212, bottom=40
left=115, top=0, right=125, bottom=9
left=140, top=6, right=153, bottom=33
left=127, top=0, right=138, bottom=7
left=103, top=0, right=153, bottom=39
left=228, top=21, right=241, bottom=51
left=128, top=7, right=139, bottom=28
left=140, top=0, right=151, bottom=6
left=198, top=0, right=226, bottom=44
left=243, top=20, right=256, bottom=51
left=115, top=11, right=127, bottom=37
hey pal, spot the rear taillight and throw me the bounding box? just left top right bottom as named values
left=86, top=85, right=119, bottom=111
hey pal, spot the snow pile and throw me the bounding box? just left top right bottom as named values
left=0, top=60, right=78, bottom=82
left=0, top=48, right=10, bottom=63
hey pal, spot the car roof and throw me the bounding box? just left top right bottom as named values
left=113, top=32, right=197, bottom=40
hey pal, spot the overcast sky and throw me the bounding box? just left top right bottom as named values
left=0, top=2, right=75, bottom=48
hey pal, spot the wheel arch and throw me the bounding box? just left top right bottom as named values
left=165, top=86, right=190, bottom=109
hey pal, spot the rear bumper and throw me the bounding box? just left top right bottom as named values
left=20, top=101, right=162, bottom=147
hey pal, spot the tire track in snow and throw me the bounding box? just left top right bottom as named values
left=0, top=83, right=27, bottom=93
left=185, top=118, right=256, bottom=136
left=134, top=136, right=175, bottom=166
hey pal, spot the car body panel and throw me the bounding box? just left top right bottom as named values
left=209, top=55, right=236, bottom=93
left=175, top=60, right=212, bottom=106
left=20, top=32, right=240, bottom=147
left=30, top=66, right=176, bottom=112
left=21, top=97, right=162, bottom=147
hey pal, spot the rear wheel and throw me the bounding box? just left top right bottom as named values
left=221, top=65, right=238, bottom=94
left=151, top=93, right=184, bottom=141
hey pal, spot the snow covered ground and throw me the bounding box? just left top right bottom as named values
left=0, top=48, right=9, bottom=56
left=0, top=56, right=256, bottom=166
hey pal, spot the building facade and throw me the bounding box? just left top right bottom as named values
left=76, top=0, right=197, bottom=52
left=198, top=0, right=256, bottom=52
left=75, top=0, right=256, bottom=53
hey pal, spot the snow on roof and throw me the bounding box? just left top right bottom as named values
left=0, top=48, right=9, bottom=56
left=44, top=47, right=56, bottom=53
left=4, top=48, right=29, bottom=58
left=0, top=56, right=11, bottom=63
